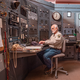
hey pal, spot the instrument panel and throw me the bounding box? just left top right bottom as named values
left=8, top=11, right=20, bottom=42
left=38, top=6, right=50, bottom=40
left=7, top=10, right=20, bottom=49
left=40, top=29, right=49, bottom=40
left=8, top=11, right=19, bottom=26
left=63, top=12, right=75, bottom=35
left=27, top=2, right=38, bottom=43
left=20, top=18, right=28, bottom=43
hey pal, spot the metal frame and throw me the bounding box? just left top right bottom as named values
left=51, top=55, right=68, bottom=79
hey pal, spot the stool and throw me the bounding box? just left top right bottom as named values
left=51, top=53, right=68, bottom=79
left=51, top=39, right=68, bottom=79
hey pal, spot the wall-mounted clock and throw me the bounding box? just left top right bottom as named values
left=52, top=12, right=61, bottom=21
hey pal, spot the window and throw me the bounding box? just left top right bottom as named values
left=67, top=12, right=71, bottom=17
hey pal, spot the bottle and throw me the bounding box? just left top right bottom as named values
left=73, top=29, right=76, bottom=36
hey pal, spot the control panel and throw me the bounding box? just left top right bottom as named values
left=27, top=2, right=38, bottom=43
left=6, top=0, right=20, bottom=49
left=38, top=6, right=50, bottom=40
left=8, top=11, right=20, bottom=43
left=8, top=11, right=19, bottom=26
left=20, top=18, right=28, bottom=43
left=76, top=12, right=80, bottom=33
left=63, top=12, right=75, bottom=35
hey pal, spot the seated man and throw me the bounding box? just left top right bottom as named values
left=37, top=24, right=64, bottom=72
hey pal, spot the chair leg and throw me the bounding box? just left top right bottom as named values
left=59, top=70, right=68, bottom=75
left=55, top=58, right=58, bottom=69
left=51, top=58, right=53, bottom=74
left=58, top=67, right=63, bottom=70
left=55, top=70, right=58, bottom=79
left=55, top=58, right=58, bottom=78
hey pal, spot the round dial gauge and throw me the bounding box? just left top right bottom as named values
left=52, top=12, right=61, bottom=21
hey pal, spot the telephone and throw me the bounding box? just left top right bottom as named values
left=12, top=44, right=23, bottom=51
left=12, top=44, right=23, bottom=68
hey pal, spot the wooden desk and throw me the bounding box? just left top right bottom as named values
left=10, top=49, right=42, bottom=59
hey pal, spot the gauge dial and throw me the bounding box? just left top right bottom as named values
left=52, top=12, right=61, bottom=21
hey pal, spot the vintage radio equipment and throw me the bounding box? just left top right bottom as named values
left=11, top=1, right=20, bottom=9
left=8, top=12, right=19, bottom=26
left=9, top=26, right=19, bottom=37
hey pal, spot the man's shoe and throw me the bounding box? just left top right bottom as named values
left=44, top=66, right=55, bottom=75
left=44, top=67, right=49, bottom=71
left=44, top=68, right=51, bottom=75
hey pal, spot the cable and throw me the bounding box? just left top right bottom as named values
left=13, top=49, right=17, bottom=68
left=9, top=59, right=17, bottom=80
left=9, top=49, right=17, bottom=80
left=4, top=31, right=9, bottom=80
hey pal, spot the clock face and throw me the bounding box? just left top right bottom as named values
left=52, top=12, right=61, bottom=21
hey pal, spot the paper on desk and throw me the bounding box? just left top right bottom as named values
left=0, top=28, right=3, bottom=47
left=69, top=35, right=75, bottom=37
left=25, top=46, right=42, bottom=49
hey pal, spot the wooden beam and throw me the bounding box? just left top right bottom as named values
left=56, top=2, right=80, bottom=4
left=56, top=0, right=80, bottom=4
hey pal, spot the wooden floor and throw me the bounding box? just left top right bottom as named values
left=25, top=60, right=80, bottom=80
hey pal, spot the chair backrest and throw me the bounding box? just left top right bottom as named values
left=62, top=38, right=66, bottom=53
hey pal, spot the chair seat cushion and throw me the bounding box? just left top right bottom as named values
left=52, top=53, right=65, bottom=58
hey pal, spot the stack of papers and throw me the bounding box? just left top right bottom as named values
left=25, top=46, right=42, bottom=50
